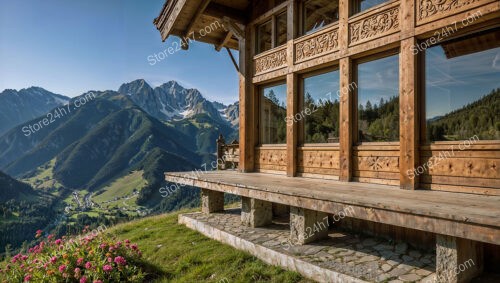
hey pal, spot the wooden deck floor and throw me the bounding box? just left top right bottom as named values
left=165, top=171, right=500, bottom=245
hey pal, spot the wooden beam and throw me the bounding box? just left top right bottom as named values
left=400, top=37, right=419, bottom=190
left=204, top=2, right=247, bottom=25
left=286, top=0, right=297, bottom=177
left=181, top=0, right=212, bottom=50
left=225, top=47, right=240, bottom=73
left=239, top=25, right=255, bottom=172
left=215, top=31, right=233, bottom=51
left=339, top=57, right=353, bottom=182
left=222, top=17, right=245, bottom=40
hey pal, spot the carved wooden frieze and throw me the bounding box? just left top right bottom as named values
left=349, top=6, right=400, bottom=45
left=299, top=150, right=340, bottom=169
left=256, top=149, right=287, bottom=165
left=356, top=156, right=400, bottom=172
left=418, top=0, right=480, bottom=21
left=254, top=48, right=287, bottom=75
left=295, top=29, right=339, bottom=62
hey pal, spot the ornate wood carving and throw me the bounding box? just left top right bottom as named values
left=295, top=29, right=339, bottom=62
left=349, top=6, right=400, bottom=45
left=256, top=148, right=287, bottom=166
left=254, top=49, right=287, bottom=74
left=355, top=156, right=400, bottom=172
left=418, top=0, right=480, bottom=21
left=298, top=150, right=340, bottom=169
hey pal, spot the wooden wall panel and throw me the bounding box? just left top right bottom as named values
left=353, top=144, right=400, bottom=185
left=416, top=0, right=497, bottom=25
left=420, top=143, right=500, bottom=194
left=297, top=147, right=340, bottom=176
left=255, top=147, right=287, bottom=172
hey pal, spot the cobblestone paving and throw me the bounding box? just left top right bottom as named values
left=185, top=210, right=437, bottom=283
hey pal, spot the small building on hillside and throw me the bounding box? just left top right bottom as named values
left=155, top=0, right=500, bottom=282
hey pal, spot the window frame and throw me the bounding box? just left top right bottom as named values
left=254, top=9, right=288, bottom=55
left=353, top=49, right=400, bottom=145
left=299, top=66, right=341, bottom=146
left=258, top=80, right=288, bottom=146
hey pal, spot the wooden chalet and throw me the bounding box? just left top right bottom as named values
left=155, top=0, right=500, bottom=281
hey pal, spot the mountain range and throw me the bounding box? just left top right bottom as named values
left=0, top=79, right=238, bottom=227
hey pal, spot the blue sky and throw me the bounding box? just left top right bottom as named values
left=0, top=0, right=239, bottom=105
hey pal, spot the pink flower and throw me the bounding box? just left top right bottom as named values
left=74, top=267, right=81, bottom=279
left=58, top=265, right=67, bottom=273
left=21, top=255, right=28, bottom=261
left=85, top=262, right=92, bottom=269
left=114, top=256, right=127, bottom=266
left=103, top=264, right=113, bottom=273
left=124, top=239, right=130, bottom=244
left=50, top=256, right=57, bottom=264
left=24, top=274, right=32, bottom=282
left=99, top=243, right=107, bottom=249
left=130, top=244, right=138, bottom=250
left=107, top=257, right=112, bottom=263
left=80, top=276, right=88, bottom=283
left=55, top=239, right=62, bottom=245
left=77, top=258, right=84, bottom=265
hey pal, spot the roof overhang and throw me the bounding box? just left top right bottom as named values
left=154, top=0, right=249, bottom=51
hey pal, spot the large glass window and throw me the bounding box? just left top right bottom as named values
left=260, top=83, right=287, bottom=144
left=256, top=21, right=272, bottom=54
left=357, top=54, right=399, bottom=142
left=352, top=0, right=389, bottom=14
left=302, top=0, right=339, bottom=35
left=302, top=70, right=340, bottom=143
left=276, top=12, right=287, bottom=46
left=425, top=29, right=500, bottom=141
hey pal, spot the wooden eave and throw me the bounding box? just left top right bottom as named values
left=154, top=0, right=250, bottom=51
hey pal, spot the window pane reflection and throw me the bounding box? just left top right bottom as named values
left=303, top=70, right=340, bottom=143
left=357, top=54, right=400, bottom=142
left=303, top=0, right=339, bottom=35
left=425, top=29, right=500, bottom=141
left=257, top=21, right=272, bottom=54
left=261, top=84, right=287, bottom=144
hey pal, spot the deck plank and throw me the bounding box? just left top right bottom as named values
left=165, top=171, right=500, bottom=244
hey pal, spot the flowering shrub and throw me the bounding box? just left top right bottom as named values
left=0, top=228, right=145, bottom=282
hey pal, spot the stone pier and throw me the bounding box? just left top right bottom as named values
left=241, top=197, right=273, bottom=227
left=201, top=189, right=224, bottom=214
left=290, top=207, right=329, bottom=245
left=436, top=235, right=483, bottom=283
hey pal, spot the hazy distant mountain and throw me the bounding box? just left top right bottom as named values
left=118, top=79, right=226, bottom=124
left=224, top=101, right=240, bottom=128
left=0, top=91, right=201, bottom=190
left=0, top=87, right=70, bottom=136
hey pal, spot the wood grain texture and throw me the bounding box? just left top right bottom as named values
left=165, top=171, right=500, bottom=245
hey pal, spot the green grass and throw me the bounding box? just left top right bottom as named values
left=107, top=210, right=313, bottom=283
left=93, top=171, right=146, bottom=203
left=22, top=158, right=64, bottom=190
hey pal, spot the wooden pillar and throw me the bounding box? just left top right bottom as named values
left=339, top=57, right=353, bottom=182
left=399, top=37, right=419, bottom=190
left=238, top=25, right=255, bottom=173
left=436, top=235, right=483, bottom=282
left=286, top=0, right=298, bottom=177
left=290, top=207, right=329, bottom=245
left=241, top=197, right=273, bottom=227
left=338, top=0, right=352, bottom=181
left=201, top=189, right=224, bottom=214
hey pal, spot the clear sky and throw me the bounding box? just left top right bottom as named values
left=0, top=0, right=239, bottom=105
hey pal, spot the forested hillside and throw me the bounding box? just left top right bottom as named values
left=427, top=88, right=500, bottom=141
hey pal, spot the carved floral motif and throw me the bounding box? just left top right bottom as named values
left=254, top=49, right=287, bottom=74
left=349, top=7, right=400, bottom=44
left=365, top=156, right=399, bottom=171
left=295, top=29, right=339, bottom=61
left=418, top=0, right=480, bottom=20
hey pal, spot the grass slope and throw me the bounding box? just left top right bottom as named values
left=107, top=211, right=312, bottom=283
